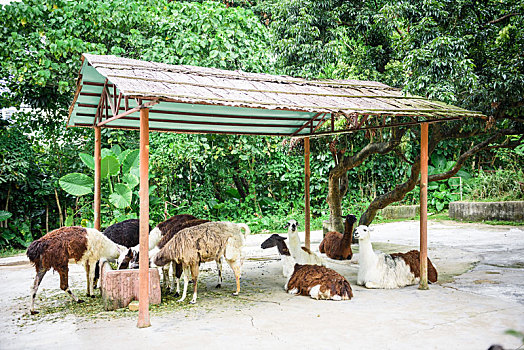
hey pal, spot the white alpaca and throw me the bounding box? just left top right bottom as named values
left=354, top=225, right=438, bottom=289
left=286, top=219, right=326, bottom=266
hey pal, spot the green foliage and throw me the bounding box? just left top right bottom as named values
left=59, top=173, right=93, bottom=196
left=0, top=0, right=522, bottom=250
left=467, top=169, right=524, bottom=202
left=0, top=0, right=272, bottom=110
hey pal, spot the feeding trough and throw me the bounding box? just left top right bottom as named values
left=100, top=260, right=161, bottom=311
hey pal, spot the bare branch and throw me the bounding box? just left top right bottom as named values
left=483, top=13, right=520, bottom=27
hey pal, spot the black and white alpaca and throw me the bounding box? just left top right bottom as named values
left=260, top=234, right=353, bottom=301
left=93, top=219, right=151, bottom=287
left=354, top=225, right=438, bottom=289
left=26, top=226, right=126, bottom=314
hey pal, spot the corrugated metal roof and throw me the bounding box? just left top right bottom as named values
left=67, top=54, right=484, bottom=136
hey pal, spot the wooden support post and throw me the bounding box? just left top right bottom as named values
left=304, top=137, right=311, bottom=249
left=419, top=122, right=429, bottom=290
left=94, top=126, right=101, bottom=231
left=137, top=107, right=151, bottom=328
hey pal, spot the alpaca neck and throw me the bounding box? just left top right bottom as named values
left=358, top=238, right=377, bottom=266
left=287, top=229, right=302, bottom=256
left=148, top=227, right=161, bottom=250
left=277, top=240, right=295, bottom=278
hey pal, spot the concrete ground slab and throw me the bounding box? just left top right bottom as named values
left=0, top=220, right=523, bottom=350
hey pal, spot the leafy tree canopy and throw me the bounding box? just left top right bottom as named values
left=0, top=0, right=273, bottom=111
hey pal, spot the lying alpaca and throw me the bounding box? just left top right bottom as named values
left=354, top=225, right=438, bottom=289
left=153, top=221, right=249, bottom=304
left=26, top=226, right=126, bottom=314
left=286, top=219, right=326, bottom=266
left=260, top=234, right=295, bottom=277
left=319, top=214, right=357, bottom=260
left=260, top=234, right=352, bottom=300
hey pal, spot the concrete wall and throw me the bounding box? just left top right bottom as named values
left=449, top=201, right=524, bottom=222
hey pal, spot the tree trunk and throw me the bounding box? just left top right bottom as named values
left=327, top=167, right=348, bottom=233
left=54, top=188, right=63, bottom=227
left=358, top=126, right=519, bottom=226
left=326, top=127, right=407, bottom=230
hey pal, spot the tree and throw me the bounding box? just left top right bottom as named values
left=263, top=0, right=524, bottom=229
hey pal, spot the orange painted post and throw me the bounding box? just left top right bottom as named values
left=419, top=123, right=429, bottom=290
left=94, top=126, right=101, bottom=231
left=137, top=107, right=151, bottom=328
left=304, top=137, right=311, bottom=249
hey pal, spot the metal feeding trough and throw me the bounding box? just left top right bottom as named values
left=100, top=260, right=161, bottom=311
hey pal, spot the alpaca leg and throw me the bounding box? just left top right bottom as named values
left=29, top=267, right=48, bottom=315
left=88, top=261, right=96, bottom=297
left=365, top=281, right=380, bottom=289
left=189, top=263, right=200, bottom=304
left=227, top=259, right=241, bottom=296
left=178, top=266, right=190, bottom=303
left=84, top=262, right=95, bottom=297
left=59, top=267, right=83, bottom=303
left=162, top=265, right=170, bottom=290
left=169, top=262, right=176, bottom=293
left=93, top=260, right=100, bottom=289
left=174, top=263, right=182, bottom=297
left=84, top=262, right=91, bottom=297
left=215, top=258, right=222, bottom=289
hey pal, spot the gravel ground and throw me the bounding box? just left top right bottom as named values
left=0, top=220, right=522, bottom=350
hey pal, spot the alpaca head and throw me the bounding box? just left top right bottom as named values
left=345, top=214, right=358, bottom=225
left=285, top=219, right=298, bottom=232
left=261, top=234, right=287, bottom=249
left=153, top=250, right=169, bottom=267
left=353, top=225, right=372, bottom=241
left=117, top=248, right=140, bottom=269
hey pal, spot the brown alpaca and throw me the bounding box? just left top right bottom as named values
left=286, top=264, right=353, bottom=300
left=26, top=226, right=125, bottom=314
left=154, top=221, right=249, bottom=304
left=390, top=250, right=438, bottom=283
left=319, top=214, right=357, bottom=260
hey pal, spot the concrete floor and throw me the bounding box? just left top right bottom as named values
left=0, top=220, right=523, bottom=350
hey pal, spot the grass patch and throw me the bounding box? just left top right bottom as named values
left=0, top=248, right=26, bottom=258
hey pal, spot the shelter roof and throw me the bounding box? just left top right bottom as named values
left=67, top=54, right=484, bottom=136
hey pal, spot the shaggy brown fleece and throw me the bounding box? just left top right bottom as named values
left=27, top=226, right=88, bottom=271
left=390, top=250, right=438, bottom=283
left=157, top=218, right=210, bottom=249
left=286, top=264, right=353, bottom=300
left=154, top=222, right=234, bottom=267
left=157, top=214, right=198, bottom=233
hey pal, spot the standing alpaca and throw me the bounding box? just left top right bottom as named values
left=319, top=214, right=357, bottom=260
left=286, top=219, right=326, bottom=266
left=26, top=226, right=126, bottom=314
left=153, top=221, right=249, bottom=304
left=260, top=234, right=353, bottom=301
left=118, top=214, right=199, bottom=269
left=151, top=218, right=212, bottom=295
left=93, top=219, right=151, bottom=287
left=354, top=225, right=438, bottom=289
left=148, top=214, right=198, bottom=250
